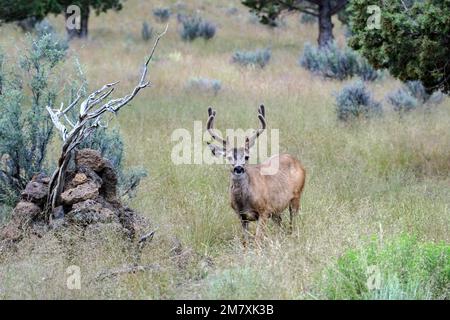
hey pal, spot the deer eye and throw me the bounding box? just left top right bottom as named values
left=245, top=155, right=249, bottom=161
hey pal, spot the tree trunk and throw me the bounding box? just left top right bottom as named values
left=318, top=0, right=334, bottom=47
left=17, top=17, right=38, bottom=32
left=65, top=5, right=89, bottom=39
left=80, top=7, right=89, bottom=38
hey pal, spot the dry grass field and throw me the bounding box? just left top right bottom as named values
left=0, top=0, right=449, bottom=299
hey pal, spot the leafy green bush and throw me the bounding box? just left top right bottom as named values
left=232, top=48, right=271, bottom=68
left=34, top=19, right=69, bottom=52
left=0, top=31, right=146, bottom=219
left=387, top=89, right=419, bottom=112
left=318, top=235, right=450, bottom=299
left=300, top=42, right=380, bottom=81
left=335, top=80, right=382, bottom=121
left=153, top=7, right=171, bottom=23
left=179, top=15, right=216, bottom=41
left=203, top=267, right=269, bottom=299
left=300, top=13, right=316, bottom=24
left=387, top=81, right=445, bottom=112
left=0, top=33, right=68, bottom=208
left=348, top=0, right=450, bottom=94
left=405, top=81, right=430, bottom=104
left=357, top=58, right=380, bottom=82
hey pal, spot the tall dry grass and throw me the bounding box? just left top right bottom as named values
left=0, top=0, right=448, bottom=299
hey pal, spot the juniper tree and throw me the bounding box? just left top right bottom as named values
left=0, top=0, right=124, bottom=39
left=241, top=0, right=348, bottom=47
left=347, top=0, right=450, bottom=94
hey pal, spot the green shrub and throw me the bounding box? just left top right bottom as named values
left=232, top=48, right=271, bottom=68
left=348, top=0, right=450, bottom=94
left=387, top=81, right=445, bottom=112
left=186, top=77, right=221, bottom=95
left=141, top=21, right=153, bottom=41
left=318, top=235, right=450, bottom=299
left=0, top=33, right=68, bottom=208
left=0, top=32, right=146, bottom=220
left=203, top=267, right=269, bottom=299
left=335, top=80, right=382, bottom=121
left=387, top=87, right=420, bottom=113
left=300, top=42, right=381, bottom=81
left=300, top=13, right=316, bottom=24
left=153, top=7, right=171, bottom=23
left=179, top=15, right=216, bottom=41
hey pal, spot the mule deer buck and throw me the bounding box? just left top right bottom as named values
left=206, top=105, right=305, bottom=245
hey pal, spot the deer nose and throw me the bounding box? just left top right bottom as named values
left=233, top=166, right=245, bottom=175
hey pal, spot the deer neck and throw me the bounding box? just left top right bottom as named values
left=230, top=172, right=251, bottom=210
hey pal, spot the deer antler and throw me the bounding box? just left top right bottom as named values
left=206, top=107, right=228, bottom=148
left=247, top=105, right=266, bottom=148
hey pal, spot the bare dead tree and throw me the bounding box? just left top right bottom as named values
left=45, top=26, right=168, bottom=221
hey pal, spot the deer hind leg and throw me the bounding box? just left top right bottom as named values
left=289, top=197, right=300, bottom=234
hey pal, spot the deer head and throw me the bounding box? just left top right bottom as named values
left=206, top=105, right=266, bottom=177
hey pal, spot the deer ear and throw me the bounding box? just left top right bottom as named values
left=207, top=142, right=225, bottom=157
left=245, top=137, right=250, bottom=152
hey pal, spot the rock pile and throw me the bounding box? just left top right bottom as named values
left=0, top=148, right=145, bottom=243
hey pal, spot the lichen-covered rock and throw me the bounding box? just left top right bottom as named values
left=21, top=180, right=48, bottom=205
left=61, top=182, right=99, bottom=205
left=67, top=199, right=118, bottom=226
left=0, top=223, right=22, bottom=241
left=32, top=173, right=50, bottom=184
left=100, top=160, right=118, bottom=202
left=75, top=149, right=105, bottom=172
left=13, top=201, right=41, bottom=219
left=72, top=173, right=88, bottom=187
left=0, top=201, right=40, bottom=242
left=52, top=205, right=65, bottom=219
left=1, top=148, right=148, bottom=245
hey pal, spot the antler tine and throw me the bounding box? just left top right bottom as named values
left=247, top=104, right=267, bottom=147
left=206, top=107, right=228, bottom=148
left=258, top=104, right=265, bottom=118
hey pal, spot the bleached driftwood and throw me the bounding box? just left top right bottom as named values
left=45, top=26, right=168, bottom=219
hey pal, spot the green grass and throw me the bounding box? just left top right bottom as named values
left=317, top=235, right=450, bottom=300
left=0, top=0, right=449, bottom=299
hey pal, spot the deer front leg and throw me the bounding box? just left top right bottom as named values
left=240, top=218, right=249, bottom=247
left=255, top=214, right=269, bottom=245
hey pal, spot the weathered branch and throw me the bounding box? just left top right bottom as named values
left=45, top=25, right=168, bottom=219
left=95, top=264, right=160, bottom=281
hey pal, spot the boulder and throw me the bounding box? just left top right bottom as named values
left=72, top=199, right=103, bottom=212
left=60, top=182, right=99, bottom=205
left=21, top=181, right=48, bottom=205
left=77, top=166, right=103, bottom=187
left=0, top=201, right=41, bottom=241
left=71, top=173, right=88, bottom=187
left=75, top=149, right=105, bottom=172
left=31, top=173, right=50, bottom=184
left=67, top=199, right=118, bottom=226
left=100, top=160, right=118, bottom=202
left=13, top=201, right=41, bottom=219
left=0, top=223, right=22, bottom=241
left=52, top=205, right=65, bottom=220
